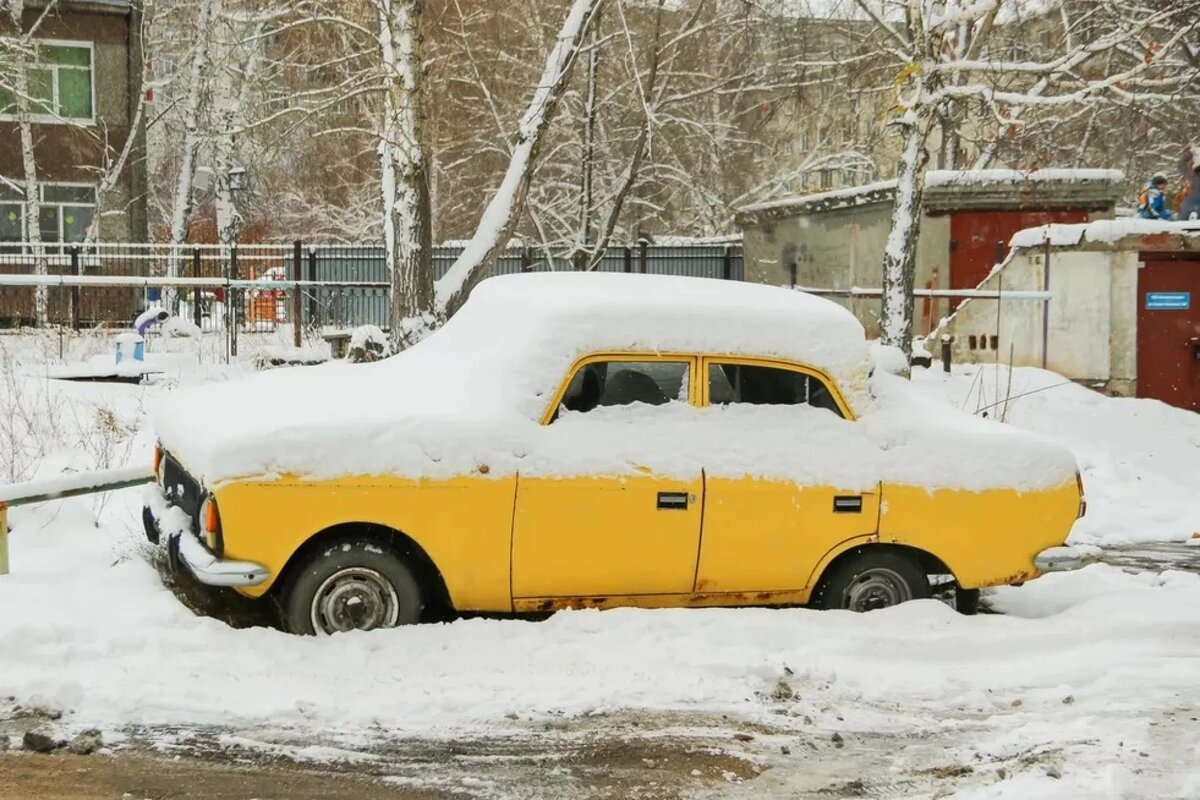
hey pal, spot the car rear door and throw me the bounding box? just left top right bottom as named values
left=694, top=358, right=880, bottom=594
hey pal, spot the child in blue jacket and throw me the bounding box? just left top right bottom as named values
left=1137, top=174, right=1173, bottom=220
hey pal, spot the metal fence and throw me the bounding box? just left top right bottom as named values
left=0, top=241, right=744, bottom=334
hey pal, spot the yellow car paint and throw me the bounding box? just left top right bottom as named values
left=192, top=349, right=1080, bottom=612
left=215, top=475, right=516, bottom=609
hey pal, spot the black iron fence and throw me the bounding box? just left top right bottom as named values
left=0, top=240, right=744, bottom=335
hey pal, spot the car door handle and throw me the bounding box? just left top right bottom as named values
left=833, top=495, right=863, bottom=513
left=656, top=491, right=690, bottom=510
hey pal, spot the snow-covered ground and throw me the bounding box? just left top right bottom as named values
left=1, top=332, right=1199, bottom=797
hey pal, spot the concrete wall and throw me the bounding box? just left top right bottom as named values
left=942, top=247, right=1137, bottom=393
left=743, top=204, right=951, bottom=338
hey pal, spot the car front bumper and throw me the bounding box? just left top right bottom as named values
left=143, top=498, right=269, bottom=588
left=1034, top=545, right=1087, bottom=573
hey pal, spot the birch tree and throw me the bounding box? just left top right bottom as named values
left=1, top=0, right=58, bottom=325
left=166, top=0, right=220, bottom=274
left=210, top=11, right=267, bottom=245
left=851, top=0, right=1200, bottom=358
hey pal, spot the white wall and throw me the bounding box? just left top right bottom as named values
left=945, top=248, right=1131, bottom=386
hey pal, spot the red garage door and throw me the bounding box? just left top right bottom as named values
left=949, top=210, right=1088, bottom=311
left=1137, top=254, right=1200, bottom=411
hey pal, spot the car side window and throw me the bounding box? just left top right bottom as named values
left=708, top=363, right=843, bottom=418
left=557, top=360, right=689, bottom=417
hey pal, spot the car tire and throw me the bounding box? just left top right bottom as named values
left=813, top=549, right=930, bottom=611
left=282, top=539, right=422, bottom=635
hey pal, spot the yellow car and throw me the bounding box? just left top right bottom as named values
left=144, top=273, right=1086, bottom=634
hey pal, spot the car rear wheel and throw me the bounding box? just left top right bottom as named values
left=814, top=550, right=930, bottom=612
left=282, top=540, right=422, bottom=635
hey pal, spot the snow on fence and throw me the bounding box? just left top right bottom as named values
left=0, top=241, right=744, bottom=339
left=0, top=466, right=154, bottom=576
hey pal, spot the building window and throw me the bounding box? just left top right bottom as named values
left=0, top=41, right=95, bottom=122
left=0, top=182, right=97, bottom=251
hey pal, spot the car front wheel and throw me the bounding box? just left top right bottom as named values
left=282, top=540, right=422, bottom=635
left=814, top=550, right=930, bottom=612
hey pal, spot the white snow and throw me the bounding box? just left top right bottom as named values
left=1, top=491, right=1199, bottom=800
left=1, top=335, right=1200, bottom=795
left=148, top=273, right=1078, bottom=494
left=1010, top=218, right=1200, bottom=248
left=152, top=272, right=877, bottom=484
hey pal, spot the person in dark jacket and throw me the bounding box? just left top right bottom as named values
left=1178, top=148, right=1200, bottom=221
left=1138, top=174, right=1173, bottom=220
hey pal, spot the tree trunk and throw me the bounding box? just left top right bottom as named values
left=879, top=114, right=930, bottom=361
left=167, top=0, right=219, bottom=309
left=13, top=54, right=48, bottom=327
left=379, top=0, right=435, bottom=352
left=573, top=6, right=602, bottom=271
left=212, top=17, right=264, bottom=247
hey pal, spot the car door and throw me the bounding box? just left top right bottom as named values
left=694, top=358, right=880, bottom=594
left=510, top=355, right=704, bottom=601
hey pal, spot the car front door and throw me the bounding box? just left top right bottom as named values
left=510, top=355, right=704, bottom=601
left=694, top=358, right=880, bottom=595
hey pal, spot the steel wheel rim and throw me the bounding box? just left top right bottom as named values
left=842, top=567, right=912, bottom=611
left=310, top=567, right=400, bottom=635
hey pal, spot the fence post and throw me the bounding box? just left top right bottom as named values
left=228, top=244, right=239, bottom=358
left=292, top=240, right=303, bottom=348
left=0, top=502, right=7, bottom=576
left=306, top=247, right=318, bottom=327
left=191, top=248, right=202, bottom=329
left=623, top=246, right=633, bottom=274
left=69, top=245, right=81, bottom=330
left=941, top=335, right=953, bottom=373
left=722, top=245, right=733, bottom=281
left=637, top=239, right=648, bottom=274
left=520, top=246, right=532, bottom=273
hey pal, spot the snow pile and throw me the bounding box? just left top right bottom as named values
left=910, top=365, right=1200, bottom=544
left=1010, top=218, right=1200, bottom=248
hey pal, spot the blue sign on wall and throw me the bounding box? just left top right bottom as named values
left=1145, top=292, right=1191, bottom=310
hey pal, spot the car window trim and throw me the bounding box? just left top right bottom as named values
left=698, top=355, right=856, bottom=420
left=540, top=352, right=701, bottom=425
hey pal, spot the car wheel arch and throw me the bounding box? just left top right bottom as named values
left=808, top=540, right=955, bottom=600
left=274, top=522, right=454, bottom=618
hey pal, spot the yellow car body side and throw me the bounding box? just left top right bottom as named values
left=203, top=350, right=1080, bottom=611
left=217, top=476, right=517, bottom=608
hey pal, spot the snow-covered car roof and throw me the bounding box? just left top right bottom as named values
left=456, top=271, right=868, bottom=375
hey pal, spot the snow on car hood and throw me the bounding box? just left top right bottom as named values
left=151, top=273, right=1075, bottom=491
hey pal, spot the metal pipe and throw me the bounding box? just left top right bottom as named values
left=0, top=275, right=390, bottom=289
left=1042, top=238, right=1051, bottom=369
left=795, top=286, right=1052, bottom=300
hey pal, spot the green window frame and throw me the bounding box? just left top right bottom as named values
left=0, top=40, right=94, bottom=122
